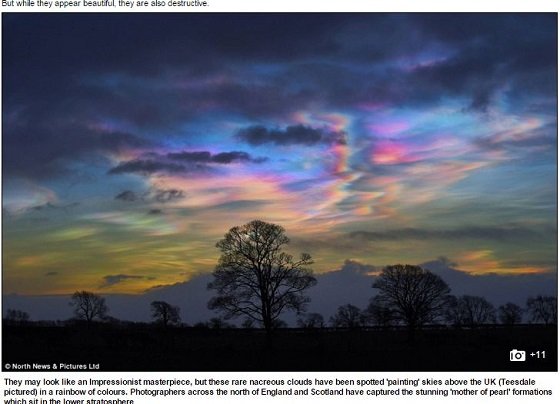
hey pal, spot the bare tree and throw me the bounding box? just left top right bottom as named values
left=457, top=295, right=496, bottom=326
left=208, top=220, right=316, bottom=333
left=444, top=295, right=496, bottom=326
left=150, top=301, right=181, bottom=327
left=241, top=318, right=255, bottom=329
left=297, top=312, right=325, bottom=328
left=4, top=309, right=30, bottom=325
left=70, top=291, right=108, bottom=324
left=444, top=295, right=464, bottom=327
left=363, top=295, right=398, bottom=327
left=372, top=264, right=450, bottom=333
left=526, top=296, right=557, bottom=325
left=498, top=302, right=523, bottom=325
left=207, top=317, right=235, bottom=329
left=330, top=304, right=365, bottom=328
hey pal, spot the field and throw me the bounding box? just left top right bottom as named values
left=2, top=324, right=556, bottom=372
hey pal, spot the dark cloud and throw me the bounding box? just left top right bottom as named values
left=108, top=159, right=187, bottom=175
left=402, top=14, right=557, bottom=111
left=167, top=150, right=265, bottom=164
left=212, top=151, right=262, bottom=164
left=4, top=119, right=152, bottom=180
left=152, top=189, right=185, bottom=203
left=420, top=257, right=557, bottom=308
left=109, top=150, right=266, bottom=176
left=4, top=14, right=555, bottom=178
left=339, top=259, right=380, bottom=275
left=166, top=151, right=212, bottom=162
left=28, top=202, right=79, bottom=213
left=115, top=190, right=139, bottom=202
left=100, top=274, right=154, bottom=288
left=238, top=125, right=346, bottom=146
left=114, top=188, right=186, bottom=204
left=350, top=226, right=552, bottom=242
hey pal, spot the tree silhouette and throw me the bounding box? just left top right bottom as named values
left=526, top=296, right=557, bottom=325
left=330, top=304, right=365, bottom=328
left=208, top=317, right=235, bottom=329
left=70, top=291, right=108, bottom=325
left=454, top=295, right=495, bottom=326
left=443, top=295, right=464, bottom=327
left=372, top=264, right=450, bottom=334
left=4, top=309, right=30, bottom=325
left=150, top=301, right=181, bottom=327
left=498, top=302, right=523, bottom=325
left=297, top=312, right=325, bottom=328
left=363, top=295, right=398, bottom=327
left=208, top=220, right=316, bottom=333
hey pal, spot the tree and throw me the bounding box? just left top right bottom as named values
left=456, top=295, right=496, bottom=326
left=70, top=291, right=108, bottom=324
left=208, top=317, right=235, bottom=329
left=297, top=312, right=325, bottom=328
left=150, top=301, right=181, bottom=327
left=443, top=295, right=464, bottom=327
left=4, top=309, right=30, bottom=325
left=330, top=304, right=365, bottom=328
left=526, top=296, right=557, bottom=325
left=208, top=220, right=316, bottom=333
left=363, top=295, right=398, bottom=327
left=498, top=302, right=523, bottom=325
left=372, top=264, right=450, bottom=333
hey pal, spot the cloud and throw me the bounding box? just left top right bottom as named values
left=350, top=226, right=552, bottom=242
left=238, top=125, right=346, bottom=146
left=473, top=122, right=556, bottom=155
left=115, top=190, right=140, bottom=202
left=152, top=189, right=185, bottom=203
left=4, top=120, right=152, bottom=180
left=28, top=202, right=79, bottom=213
left=109, top=150, right=266, bottom=176
left=100, top=274, right=155, bottom=288
left=420, top=257, right=557, bottom=305
left=4, top=14, right=556, bottom=187
left=338, top=259, right=380, bottom=275
left=108, top=159, right=187, bottom=175
left=166, top=151, right=212, bottom=162
left=167, top=150, right=265, bottom=164
left=114, top=188, right=185, bottom=204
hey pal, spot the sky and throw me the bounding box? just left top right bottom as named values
left=2, top=14, right=557, bottom=306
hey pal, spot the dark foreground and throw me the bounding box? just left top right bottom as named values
left=3, top=324, right=556, bottom=371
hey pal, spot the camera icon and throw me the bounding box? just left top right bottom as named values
left=510, top=349, right=526, bottom=362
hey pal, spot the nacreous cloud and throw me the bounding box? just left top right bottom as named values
left=238, top=124, right=346, bottom=146
left=108, top=149, right=266, bottom=176
left=350, top=226, right=554, bottom=242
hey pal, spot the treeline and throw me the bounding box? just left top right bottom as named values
left=4, top=293, right=557, bottom=329
left=313, top=294, right=557, bottom=329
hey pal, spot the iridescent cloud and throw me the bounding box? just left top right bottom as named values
left=2, top=14, right=556, bottom=297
